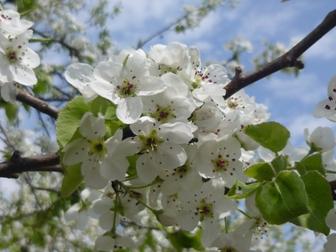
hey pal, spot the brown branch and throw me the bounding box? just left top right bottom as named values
left=32, top=29, right=83, bottom=60
left=0, top=153, right=62, bottom=178
left=16, top=90, right=59, bottom=119
left=224, top=9, right=336, bottom=99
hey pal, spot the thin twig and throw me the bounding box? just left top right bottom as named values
left=32, top=29, right=83, bottom=60
left=136, top=14, right=187, bottom=49
left=37, top=111, right=51, bottom=137
left=224, top=9, right=336, bottom=99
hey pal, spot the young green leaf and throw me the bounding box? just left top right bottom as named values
left=244, top=162, right=275, bottom=181
left=256, top=170, right=309, bottom=224
left=295, top=153, right=325, bottom=176
left=292, top=171, right=333, bottom=235
left=244, top=121, right=290, bottom=152
left=227, top=181, right=260, bottom=199
left=56, top=96, right=89, bottom=147
left=61, top=164, right=83, bottom=198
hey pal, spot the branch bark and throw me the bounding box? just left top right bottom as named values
left=224, top=9, right=336, bottom=99
left=0, top=153, right=62, bottom=178
left=16, top=89, right=59, bottom=119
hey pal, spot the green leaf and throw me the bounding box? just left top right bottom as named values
left=3, top=102, right=18, bottom=123
left=256, top=171, right=309, bottom=224
left=227, top=181, right=260, bottom=199
left=296, top=153, right=325, bottom=176
left=271, top=155, right=288, bottom=173
left=89, top=96, right=122, bottom=136
left=167, top=230, right=203, bottom=251
left=61, top=164, right=83, bottom=197
left=56, top=96, right=89, bottom=147
left=32, top=69, right=51, bottom=95
left=244, top=162, right=275, bottom=181
left=16, top=0, right=36, bottom=14
left=89, top=96, right=116, bottom=120
left=292, top=171, right=333, bottom=235
left=244, top=121, right=290, bottom=152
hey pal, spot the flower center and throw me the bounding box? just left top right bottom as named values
left=90, top=141, right=106, bottom=156
left=197, top=199, right=214, bottom=220
left=173, top=163, right=190, bottom=179
left=212, top=154, right=230, bottom=172
left=227, top=98, right=238, bottom=109
left=158, top=64, right=181, bottom=75
left=191, top=75, right=202, bottom=90
left=221, top=247, right=238, bottom=252
left=139, top=130, right=163, bottom=152
left=117, top=80, right=136, bottom=98
left=6, top=49, right=18, bottom=63
left=150, top=105, right=175, bottom=123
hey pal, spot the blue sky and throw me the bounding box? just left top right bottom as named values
left=104, top=0, right=336, bottom=145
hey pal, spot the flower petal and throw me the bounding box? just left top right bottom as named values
left=79, top=112, right=106, bottom=140
left=63, top=139, right=90, bottom=166
left=10, top=64, right=37, bottom=86
left=136, top=153, right=158, bottom=183
left=116, top=96, right=143, bottom=124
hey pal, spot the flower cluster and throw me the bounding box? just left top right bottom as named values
left=0, top=5, right=40, bottom=102
left=63, top=42, right=271, bottom=250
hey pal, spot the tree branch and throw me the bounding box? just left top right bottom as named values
left=16, top=89, right=59, bottom=119
left=0, top=153, right=62, bottom=178
left=224, top=9, right=336, bottom=99
left=136, top=14, right=187, bottom=49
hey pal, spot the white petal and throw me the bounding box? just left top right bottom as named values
left=1, top=83, right=16, bottom=103
left=10, top=64, right=37, bottom=86
left=0, top=54, right=11, bottom=82
left=79, top=112, right=106, bottom=140
left=101, top=156, right=128, bottom=181
left=161, top=72, right=189, bottom=97
left=95, top=235, right=115, bottom=252
left=314, top=100, right=336, bottom=120
left=326, top=208, right=336, bottom=230
left=105, top=129, right=123, bottom=153
left=94, top=61, right=122, bottom=83
left=159, top=122, right=194, bottom=144
left=130, top=116, right=156, bottom=135
left=310, top=127, right=335, bottom=151
left=63, top=139, right=90, bottom=166
left=137, top=76, right=166, bottom=96
left=324, top=233, right=336, bottom=252
left=201, top=219, right=221, bottom=247
left=327, top=76, right=336, bottom=99
left=92, top=198, right=114, bottom=215
left=116, top=96, right=143, bottom=124
left=177, top=212, right=199, bottom=231
left=98, top=212, right=114, bottom=230
left=136, top=154, right=158, bottom=183
left=156, top=143, right=187, bottom=170
left=116, top=138, right=142, bottom=156
left=64, top=63, right=96, bottom=99
left=21, top=48, right=40, bottom=68
left=205, top=64, right=229, bottom=84
left=82, top=159, right=108, bottom=189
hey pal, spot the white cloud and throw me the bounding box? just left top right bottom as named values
left=108, top=0, right=192, bottom=46
left=0, top=179, right=20, bottom=199
left=306, top=30, right=336, bottom=60
left=264, top=73, right=325, bottom=105
left=237, top=7, right=298, bottom=39
left=287, top=114, right=336, bottom=145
